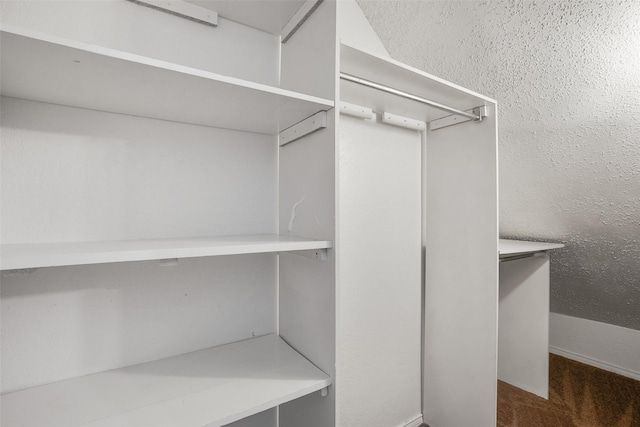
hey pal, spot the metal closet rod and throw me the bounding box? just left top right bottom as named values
left=339, top=72, right=481, bottom=121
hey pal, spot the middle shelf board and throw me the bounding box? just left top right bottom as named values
left=0, top=234, right=333, bottom=270
left=0, top=334, right=332, bottom=427
left=0, top=26, right=334, bottom=135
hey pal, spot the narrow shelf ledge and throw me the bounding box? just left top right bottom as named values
left=0, top=234, right=333, bottom=270
left=499, top=239, right=564, bottom=258
left=0, top=25, right=334, bottom=134
left=0, top=334, right=332, bottom=427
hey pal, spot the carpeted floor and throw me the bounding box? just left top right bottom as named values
left=497, top=354, right=640, bottom=427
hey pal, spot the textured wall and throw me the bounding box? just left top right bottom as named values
left=357, top=0, right=640, bottom=330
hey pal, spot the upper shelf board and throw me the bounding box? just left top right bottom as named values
left=1, top=334, right=332, bottom=427
left=499, top=239, right=564, bottom=257
left=0, top=26, right=333, bottom=134
left=340, top=43, right=496, bottom=123
left=0, top=234, right=333, bottom=270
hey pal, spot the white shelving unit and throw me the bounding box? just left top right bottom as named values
left=339, top=42, right=499, bottom=427
left=0, top=334, right=331, bottom=427
left=0, top=4, right=336, bottom=426
left=0, top=26, right=333, bottom=134
left=0, top=235, right=332, bottom=270
left=1, top=2, right=499, bottom=426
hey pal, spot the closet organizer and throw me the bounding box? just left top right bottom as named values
left=0, top=1, right=498, bottom=426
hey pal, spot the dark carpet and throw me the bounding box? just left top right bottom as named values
left=497, top=354, right=640, bottom=427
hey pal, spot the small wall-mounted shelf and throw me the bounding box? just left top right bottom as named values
left=0, top=334, right=332, bottom=427
left=499, top=239, right=564, bottom=259
left=0, top=26, right=334, bottom=134
left=0, top=234, right=333, bottom=270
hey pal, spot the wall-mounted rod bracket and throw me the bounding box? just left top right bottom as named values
left=428, top=105, right=488, bottom=131
left=339, top=101, right=374, bottom=119
left=284, top=248, right=328, bottom=262
left=381, top=111, right=426, bottom=131
left=320, top=386, right=329, bottom=397
left=279, top=111, right=327, bottom=147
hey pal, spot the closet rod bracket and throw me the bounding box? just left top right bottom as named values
left=429, top=105, right=488, bottom=131
left=472, top=106, right=487, bottom=122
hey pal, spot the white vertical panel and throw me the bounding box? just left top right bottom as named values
left=278, top=1, right=337, bottom=425
left=278, top=113, right=336, bottom=427
left=338, top=114, right=422, bottom=427
left=423, top=107, right=498, bottom=427
left=280, top=0, right=336, bottom=100
left=499, top=255, right=550, bottom=398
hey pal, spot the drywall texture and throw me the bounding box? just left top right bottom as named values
left=358, top=0, right=640, bottom=330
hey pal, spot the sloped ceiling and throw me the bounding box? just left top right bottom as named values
left=357, top=0, right=640, bottom=330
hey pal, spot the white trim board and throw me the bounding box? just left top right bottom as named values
left=398, top=415, right=424, bottom=427
left=549, top=313, right=640, bottom=380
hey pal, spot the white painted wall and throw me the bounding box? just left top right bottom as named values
left=549, top=313, right=640, bottom=380
left=0, top=1, right=280, bottom=407
left=0, top=98, right=276, bottom=244
left=337, top=0, right=389, bottom=57
left=0, top=255, right=276, bottom=393
left=357, top=0, right=640, bottom=331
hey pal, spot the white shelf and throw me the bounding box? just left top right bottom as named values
left=0, top=234, right=333, bottom=270
left=0, top=334, right=332, bottom=427
left=340, top=43, right=495, bottom=122
left=499, top=238, right=564, bottom=258
left=0, top=25, right=334, bottom=134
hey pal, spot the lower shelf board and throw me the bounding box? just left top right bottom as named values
left=0, top=334, right=331, bottom=427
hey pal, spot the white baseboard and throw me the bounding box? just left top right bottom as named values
left=549, top=313, right=640, bottom=381
left=397, top=414, right=424, bottom=427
